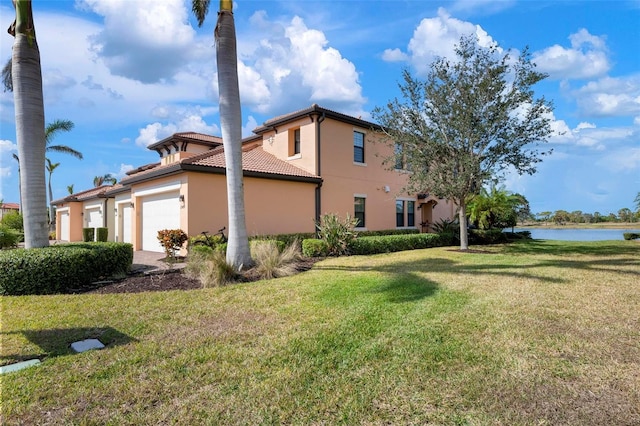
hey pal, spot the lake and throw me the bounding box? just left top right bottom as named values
left=512, top=227, right=640, bottom=241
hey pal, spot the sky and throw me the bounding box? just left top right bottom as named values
left=1, top=0, right=639, bottom=217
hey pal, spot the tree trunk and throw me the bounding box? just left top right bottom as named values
left=48, top=173, right=55, bottom=233
left=12, top=8, right=48, bottom=248
left=216, top=8, right=253, bottom=269
left=458, top=201, right=469, bottom=250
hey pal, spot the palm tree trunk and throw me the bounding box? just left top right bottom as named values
left=11, top=1, right=48, bottom=248
left=216, top=6, right=253, bottom=269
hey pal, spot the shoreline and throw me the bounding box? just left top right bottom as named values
left=516, top=223, right=640, bottom=230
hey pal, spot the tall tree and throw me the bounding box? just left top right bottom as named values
left=373, top=35, right=553, bottom=250
left=93, top=174, right=117, bottom=187
left=9, top=0, right=48, bottom=248
left=45, top=158, right=59, bottom=230
left=192, top=0, right=253, bottom=269
left=44, top=119, right=80, bottom=230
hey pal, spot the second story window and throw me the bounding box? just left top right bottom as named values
left=353, top=131, right=365, bottom=163
left=395, top=143, right=404, bottom=170
left=289, top=128, right=301, bottom=156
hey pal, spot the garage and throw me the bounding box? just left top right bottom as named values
left=59, top=210, right=70, bottom=241
left=141, top=191, right=180, bottom=251
left=118, top=204, right=133, bottom=243
left=85, top=207, right=102, bottom=241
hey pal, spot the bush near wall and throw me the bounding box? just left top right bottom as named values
left=302, top=233, right=444, bottom=257
left=0, top=242, right=133, bottom=296
left=96, top=227, right=109, bottom=242
left=0, top=224, right=20, bottom=249
left=349, top=233, right=443, bottom=255
left=623, top=232, right=640, bottom=240
left=83, top=227, right=95, bottom=242
left=356, top=229, right=420, bottom=237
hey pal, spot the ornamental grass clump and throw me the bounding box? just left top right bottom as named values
left=185, top=248, right=238, bottom=287
left=315, top=213, right=359, bottom=256
left=251, top=239, right=301, bottom=280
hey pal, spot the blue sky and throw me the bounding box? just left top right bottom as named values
left=1, top=0, right=639, bottom=216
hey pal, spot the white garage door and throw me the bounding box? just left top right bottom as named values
left=120, top=204, right=132, bottom=243
left=141, top=192, right=180, bottom=252
left=60, top=211, right=70, bottom=241
left=86, top=208, right=102, bottom=241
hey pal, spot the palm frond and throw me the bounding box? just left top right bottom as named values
left=191, top=0, right=211, bottom=27
left=47, top=145, right=83, bottom=159
left=2, top=57, right=12, bottom=92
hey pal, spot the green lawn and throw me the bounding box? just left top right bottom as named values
left=2, top=240, right=639, bottom=425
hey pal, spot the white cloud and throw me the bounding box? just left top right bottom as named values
left=572, top=75, right=640, bottom=117
left=239, top=12, right=366, bottom=117
left=242, top=116, right=259, bottom=138
left=533, top=29, right=610, bottom=80
left=113, top=163, right=135, bottom=180
left=381, top=8, right=499, bottom=76
left=599, top=147, right=640, bottom=172
left=78, top=0, right=197, bottom=83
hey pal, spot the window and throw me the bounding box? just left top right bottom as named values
left=354, top=197, right=366, bottom=228
left=353, top=131, right=365, bottom=163
left=395, top=143, right=404, bottom=170
left=407, top=201, right=415, bottom=227
left=396, top=200, right=404, bottom=227
left=289, top=128, right=301, bottom=156
left=396, top=200, right=416, bottom=228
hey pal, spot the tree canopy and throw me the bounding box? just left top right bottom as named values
left=373, top=35, right=554, bottom=249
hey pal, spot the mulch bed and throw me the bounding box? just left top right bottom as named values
left=85, top=257, right=321, bottom=294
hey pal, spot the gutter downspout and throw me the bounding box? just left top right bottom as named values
left=315, top=112, right=325, bottom=236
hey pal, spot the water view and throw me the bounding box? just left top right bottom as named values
left=512, top=227, right=640, bottom=241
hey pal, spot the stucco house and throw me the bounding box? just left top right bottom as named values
left=54, top=105, right=455, bottom=252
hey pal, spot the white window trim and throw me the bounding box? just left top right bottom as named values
left=354, top=193, right=367, bottom=230
left=287, top=153, right=302, bottom=160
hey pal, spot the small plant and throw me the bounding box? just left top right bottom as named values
left=251, top=240, right=301, bottom=280
left=185, top=249, right=238, bottom=287
left=96, top=227, right=108, bottom=242
left=315, top=213, right=359, bottom=256
left=82, top=227, right=95, bottom=242
left=432, top=218, right=459, bottom=246
left=157, top=229, right=188, bottom=259
left=48, top=231, right=56, bottom=240
left=623, top=232, right=639, bottom=240
left=0, top=225, right=19, bottom=249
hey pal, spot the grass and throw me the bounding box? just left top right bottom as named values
left=1, top=240, right=639, bottom=424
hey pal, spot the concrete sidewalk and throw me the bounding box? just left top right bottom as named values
left=131, top=251, right=186, bottom=275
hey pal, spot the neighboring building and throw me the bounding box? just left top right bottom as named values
left=0, top=202, right=20, bottom=220
left=54, top=105, right=455, bottom=252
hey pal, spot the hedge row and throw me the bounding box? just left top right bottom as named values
left=623, top=232, right=640, bottom=240
left=0, top=242, right=133, bottom=296
left=302, top=233, right=443, bottom=257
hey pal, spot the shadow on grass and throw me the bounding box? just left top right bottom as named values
left=1, top=326, right=136, bottom=364
left=314, top=239, right=640, bottom=289
left=373, top=272, right=439, bottom=303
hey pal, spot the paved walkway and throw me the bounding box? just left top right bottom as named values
left=131, top=251, right=186, bottom=275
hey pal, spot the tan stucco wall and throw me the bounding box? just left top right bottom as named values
left=186, top=171, right=317, bottom=237
left=55, top=201, right=84, bottom=242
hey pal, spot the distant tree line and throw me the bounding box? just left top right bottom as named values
left=532, top=208, right=639, bottom=225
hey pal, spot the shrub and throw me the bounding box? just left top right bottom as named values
left=0, top=225, right=19, bottom=249
left=83, top=227, right=95, bottom=242
left=49, top=231, right=56, bottom=240
left=315, top=213, right=359, bottom=256
left=185, top=249, right=238, bottom=287
left=302, top=239, right=329, bottom=257
left=189, top=233, right=226, bottom=250
left=357, top=229, right=420, bottom=237
left=96, top=227, right=108, bottom=242
left=1, top=211, right=23, bottom=231
left=0, top=242, right=133, bottom=295
left=432, top=218, right=459, bottom=246
left=251, top=240, right=301, bottom=280
left=250, top=233, right=314, bottom=248
left=623, top=232, right=640, bottom=240
left=469, top=229, right=508, bottom=244
left=157, top=229, right=188, bottom=259
left=348, top=233, right=443, bottom=255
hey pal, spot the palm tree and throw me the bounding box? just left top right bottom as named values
left=467, top=186, right=522, bottom=230
left=67, top=184, right=74, bottom=195
left=45, top=158, right=59, bottom=230
left=93, top=174, right=117, bottom=187
left=9, top=0, right=48, bottom=248
left=192, top=0, right=253, bottom=269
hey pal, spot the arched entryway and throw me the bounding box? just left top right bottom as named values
left=418, top=195, right=439, bottom=233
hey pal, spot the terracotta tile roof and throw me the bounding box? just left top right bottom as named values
left=147, top=132, right=223, bottom=151
left=52, top=185, right=116, bottom=205
left=1, top=202, right=19, bottom=210
left=126, top=162, right=160, bottom=176
left=254, top=104, right=381, bottom=134
left=184, top=145, right=320, bottom=180
left=173, top=132, right=223, bottom=143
